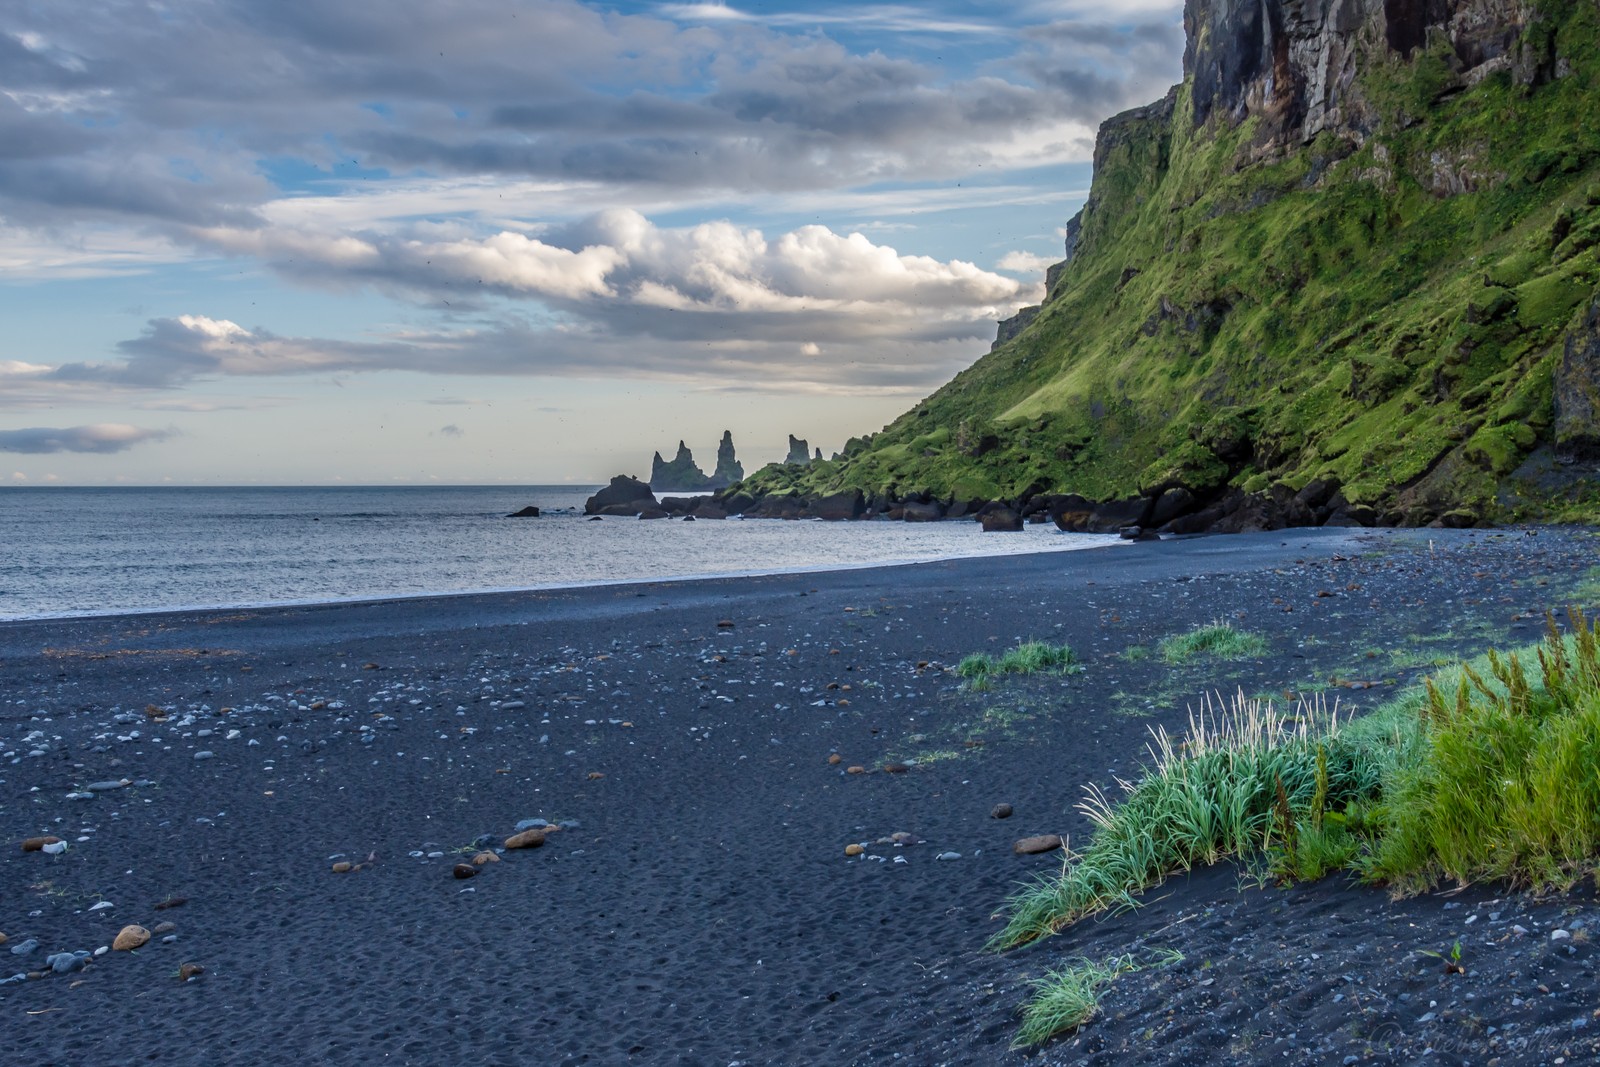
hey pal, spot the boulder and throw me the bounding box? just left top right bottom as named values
left=598, top=503, right=643, bottom=517
left=637, top=508, right=669, bottom=520
left=584, top=475, right=656, bottom=515
left=901, top=500, right=945, bottom=522
left=979, top=506, right=1024, bottom=532
left=1148, top=487, right=1196, bottom=528
left=692, top=502, right=728, bottom=520
left=506, top=505, right=540, bottom=518
left=1047, top=494, right=1096, bottom=531
left=813, top=490, right=864, bottom=521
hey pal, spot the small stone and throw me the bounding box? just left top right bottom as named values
left=846, top=766, right=866, bottom=775
left=513, top=819, right=549, bottom=832
left=505, top=829, right=546, bottom=849
left=935, top=852, right=962, bottom=861
left=1513, top=924, right=1530, bottom=936
left=1552, top=929, right=1573, bottom=941
left=331, top=861, right=354, bottom=873
left=0, top=933, right=6, bottom=945
left=21, top=836, right=63, bottom=852
left=452, top=863, right=478, bottom=879
left=153, top=897, right=187, bottom=910
left=845, top=844, right=864, bottom=857
left=88, top=901, right=114, bottom=912
left=86, top=779, right=131, bottom=792
left=161, top=935, right=178, bottom=944
left=827, top=754, right=842, bottom=765
left=991, top=803, right=1014, bottom=819
left=587, top=771, right=605, bottom=780
left=52, top=953, right=88, bottom=974
left=10, top=938, right=39, bottom=956
left=471, top=851, right=499, bottom=866
left=113, top=925, right=151, bottom=951
left=1013, top=834, right=1064, bottom=855
left=882, top=762, right=910, bottom=774
left=42, top=840, right=67, bottom=855
left=193, top=751, right=215, bottom=761
left=151, top=922, right=176, bottom=936
left=716, top=620, right=735, bottom=629
left=179, top=962, right=204, bottom=982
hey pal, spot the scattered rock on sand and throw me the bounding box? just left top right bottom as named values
left=845, top=844, right=864, bottom=857
left=505, top=829, right=546, bottom=849
left=471, top=851, right=499, bottom=866
left=21, top=836, right=62, bottom=852
left=846, top=765, right=865, bottom=775
left=452, top=864, right=478, bottom=879
left=153, top=897, right=187, bottom=911
left=882, top=762, right=910, bottom=774
left=179, top=963, right=204, bottom=982
left=990, top=803, right=1013, bottom=819
left=331, top=861, right=354, bottom=873
left=1013, top=834, right=1063, bottom=855
left=152, top=922, right=176, bottom=936
left=113, top=925, right=151, bottom=951
left=10, top=938, right=38, bottom=956
left=827, top=754, right=842, bottom=765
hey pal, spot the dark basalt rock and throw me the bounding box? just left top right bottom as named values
left=979, top=506, right=1024, bottom=532
left=650, top=441, right=714, bottom=491
left=901, top=501, right=945, bottom=523
left=506, top=505, right=540, bottom=518
left=585, top=474, right=656, bottom=516
left=813, top=490, right=864, bottom=522
left=1555, top=296, right=1600, bottom=461
left=712, top=430, right=744, bottom=485
left=785, top=435, right=812, bottom=465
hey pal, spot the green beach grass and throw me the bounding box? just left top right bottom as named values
left=957, top=641, right=1082, bottom=690
left=1000, top=609, right=1600, bottom=1045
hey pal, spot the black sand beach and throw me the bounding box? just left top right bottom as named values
left=5, top=527, right=1600, bottom=1065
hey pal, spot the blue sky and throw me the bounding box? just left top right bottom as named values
left=0, top=0, right=1183, bottom=485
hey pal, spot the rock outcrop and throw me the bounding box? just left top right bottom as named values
left=1556, top=295, right=1600, bottom=460
left=785, top=435, right=812, bottom=465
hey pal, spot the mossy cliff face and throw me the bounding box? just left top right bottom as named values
left=727, top=0, right=1600, bottom=528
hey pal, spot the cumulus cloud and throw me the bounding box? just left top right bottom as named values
left=0, top=423, right=172, bottom=454
left=995, top=250, right=1061, bottom=274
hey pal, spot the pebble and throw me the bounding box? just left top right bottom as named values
left=1013, top=834, right=1064, bottom=855
left=113, top=925, right=151, bottom=951
left=179, top=962, right=205, bottom=982
left=88, top=901, right=114, bottom=911
left=505, top=829, right=546, bottom=849
left=10, top=938, right=39, bottom=956
left=331, top=861, right=354, bottom=873
left=152, top=922, right=176, bottom=936
left=935, top=852, right=961, bottom=861
left=452, top=863, right=478, bottom=879
left=193, top=751, right=214, bottom=760
left=845, top=844, right=864, bottom=857
left=42, top=840, right=67, bottom=855
left=50, top=952, right=89, bottom=975
left=1551, top=928, right=1572, bottom=941
left=85, top=779, right=130, bottom=791
left=20, top=836, right=62, bottom=852
left=990, top=803, right=1013, bottom=819
left=513, top=818, right=549, bottom=832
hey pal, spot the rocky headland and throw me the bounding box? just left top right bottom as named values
left=704, top=0, right=1600, bottom=532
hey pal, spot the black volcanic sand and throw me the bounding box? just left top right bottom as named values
left=4, top=527, right=1600, bottom=1066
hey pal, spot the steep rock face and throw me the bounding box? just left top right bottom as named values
left=650, top=441, right=714, bottom=491
left=1183, top=0, right=1546, bottom=149
left=712, top=430, right=744, bottom=485
left=785, top=435, right=812, bottom=465
left=1555, top=295, right=1600, bottom=459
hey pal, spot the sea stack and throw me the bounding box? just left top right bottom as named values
left=712, top=430, right=744, bottom=486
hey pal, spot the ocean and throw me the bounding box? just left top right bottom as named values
left=0, top=485, right=1113, bottom=620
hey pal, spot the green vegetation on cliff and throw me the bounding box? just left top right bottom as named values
left=734, top=0, right=1600, bottom=524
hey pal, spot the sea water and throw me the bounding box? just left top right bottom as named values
left=0, top=485, right=1112, bottom=620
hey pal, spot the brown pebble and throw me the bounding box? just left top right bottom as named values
left=151, top=922, right=177, bottom=936
left=844, top=844, right=864, bottom=857
left=827, top=754, right=842, bottom=765
left=505, top=829, right=546, bottom=850
left=587, top=771, right=605, bottom=780
left=21, top=836, right=63, bottom=852
left=113, top=925, right=151, bottom=951
left=331, top=861, right=354, bottom=874
left=882, top=763, right=910, bottom=774
left=0, top=932, right=7, bottom=945
left=991, top=803, right=1014, bottom=819
left=362, top=662, right=380, bottom=670
left=716, top=619, right=735, bottom=628
left=452, top=863, right=478, bottom=879
left=153, top=897, right=188, bottom=910
left=1013, top=834, right=1064, bottom=855
left=179, top=963, right=205, bottom=982
left=471, top=851, right=499, bottom=866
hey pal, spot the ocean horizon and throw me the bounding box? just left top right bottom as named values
left=0, top=484, right=1113, bottom=621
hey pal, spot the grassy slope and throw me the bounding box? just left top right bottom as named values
left=739, top=2, right=1600, bottom=521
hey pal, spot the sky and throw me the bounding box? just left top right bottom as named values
left=0, top=0, right=1184, bottom=485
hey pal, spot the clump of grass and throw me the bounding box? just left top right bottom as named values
left=957, top=641, right=1082, bottom=690
left=1013, top=949, right=1184, bottom=1047
left=1361, top=609, right=1600, bottom=893
left=990, top=689, right=1377, bottom=950
left=1158, top=622, right=1269, bottom=663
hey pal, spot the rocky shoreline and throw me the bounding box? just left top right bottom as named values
left=4, top=527, right=1600, bottom=1064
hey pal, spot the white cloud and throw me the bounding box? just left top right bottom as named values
left=995, top=250, right=1060, bottom=274
left=0, top=423, right=173, bottom=454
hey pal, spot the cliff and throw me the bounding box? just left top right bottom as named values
left=649, top=441, right=714, bottom=491
left=728, top=0, right=1600, bottom=528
